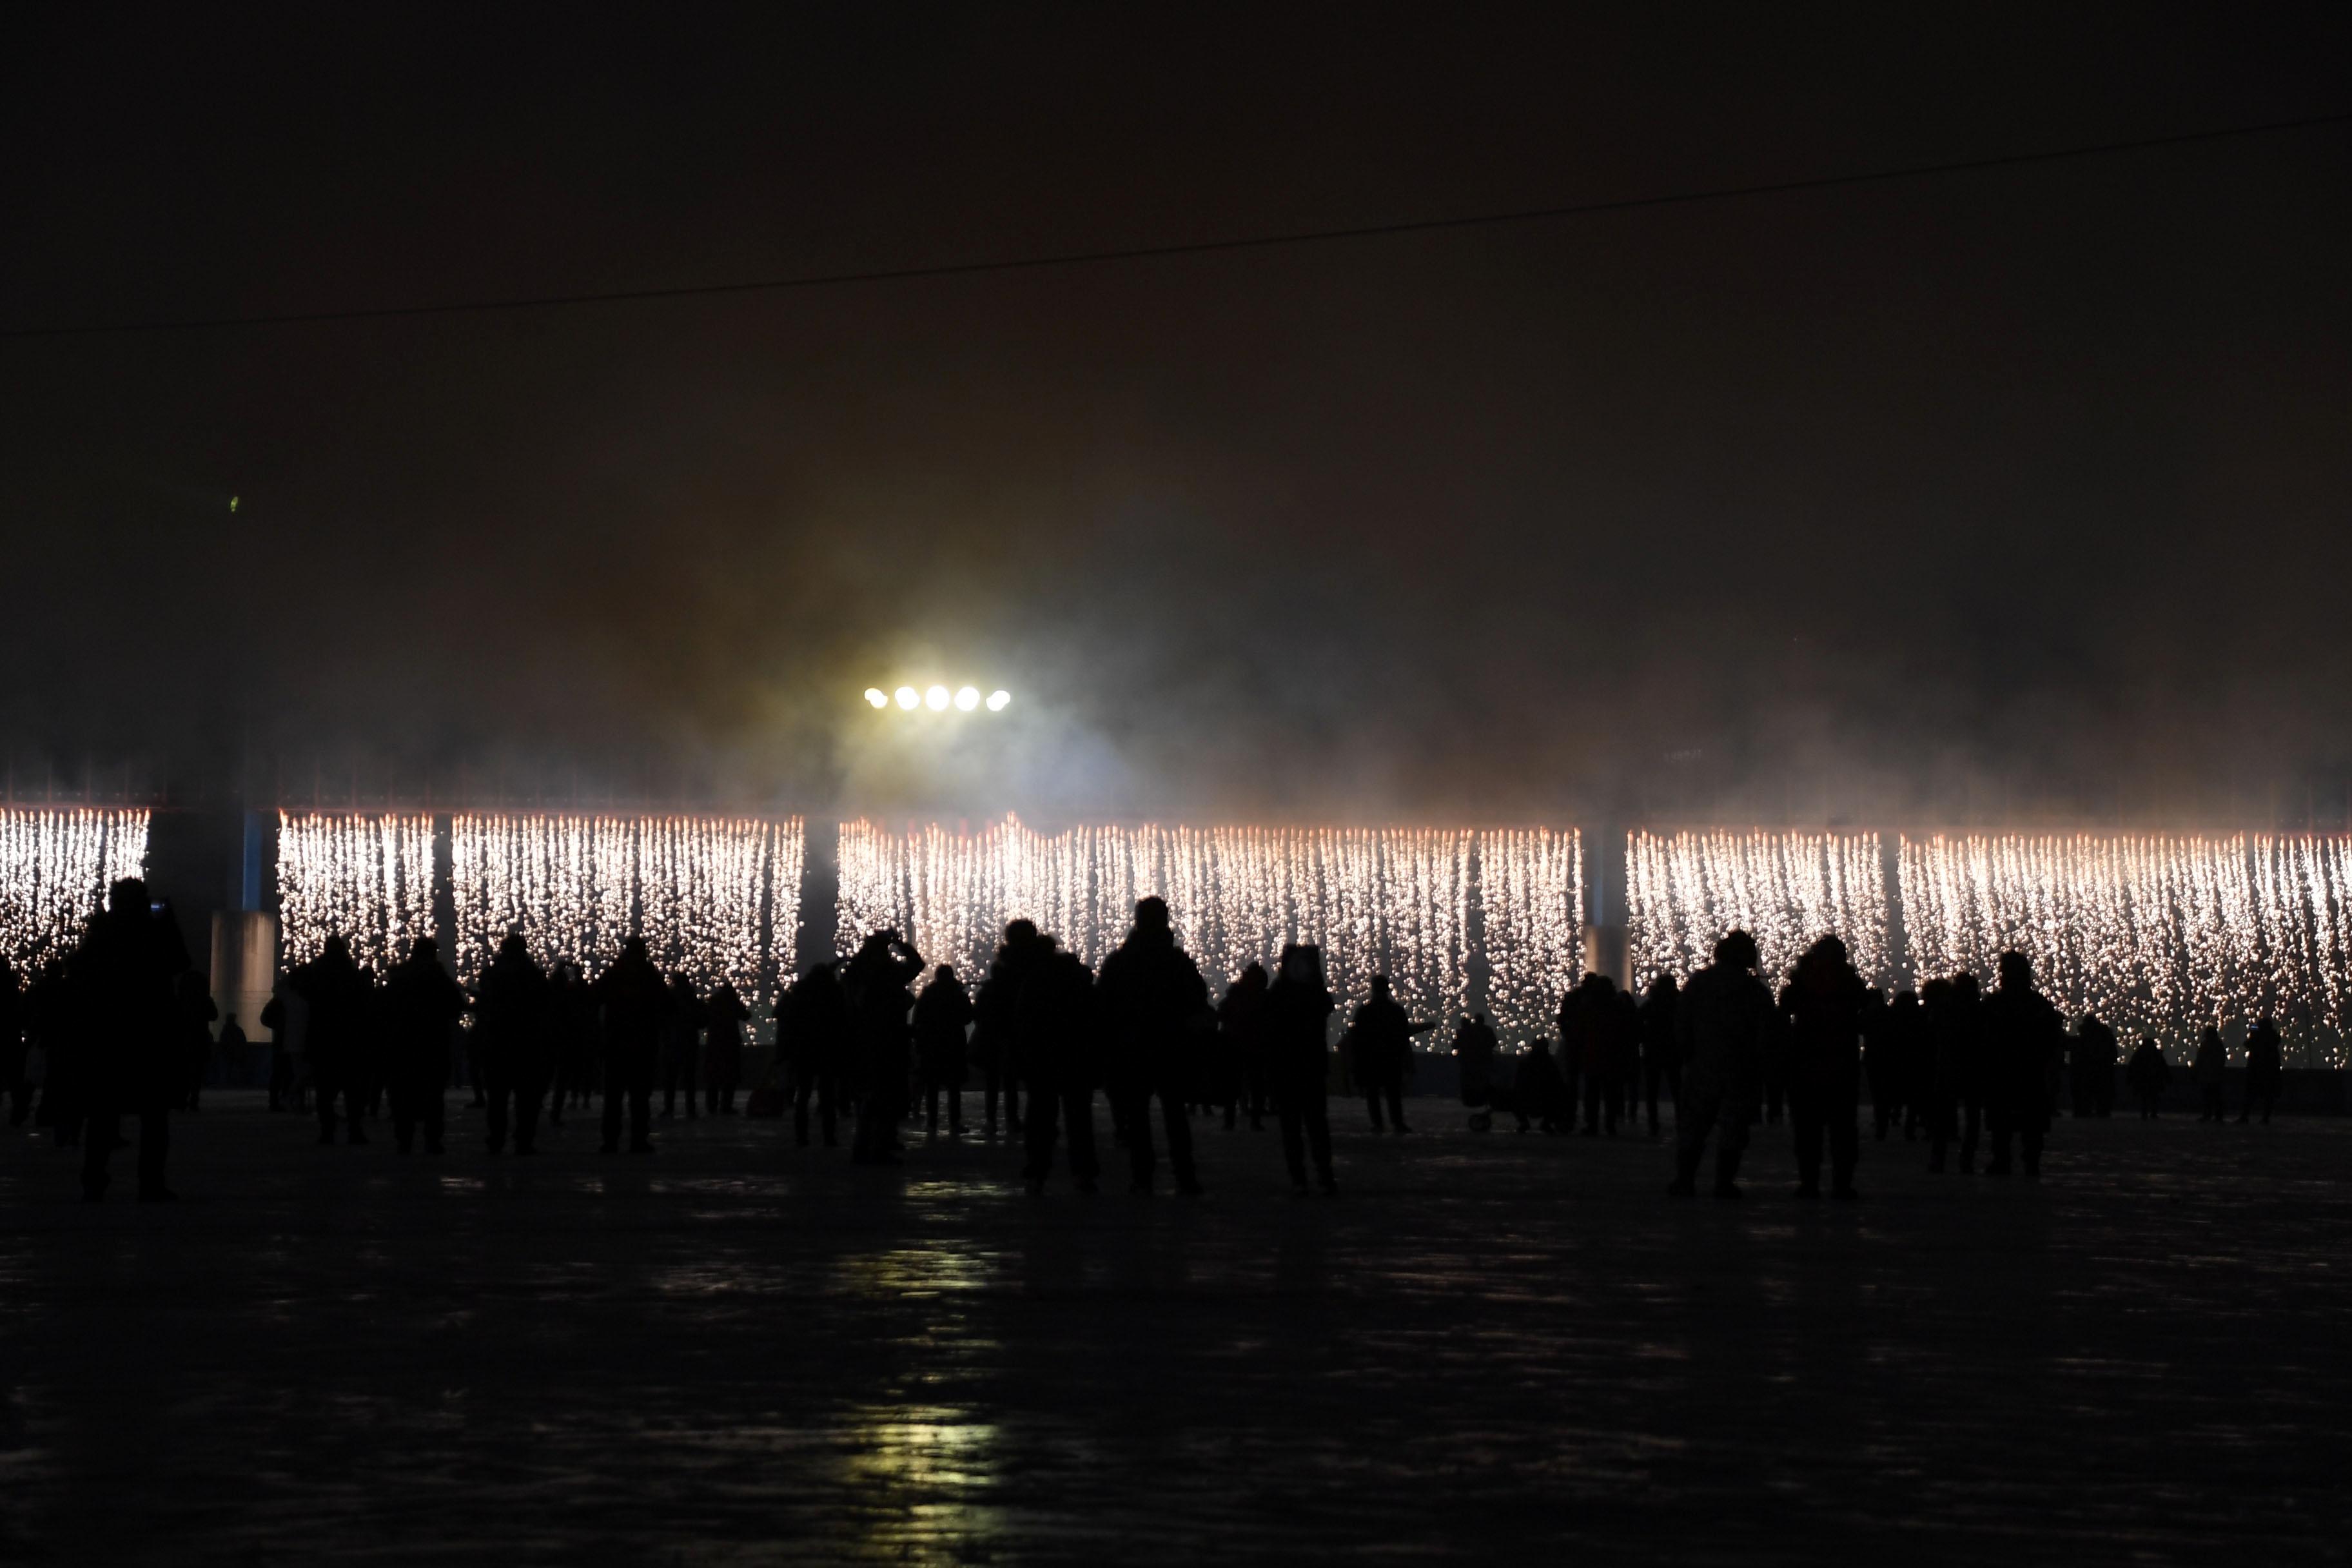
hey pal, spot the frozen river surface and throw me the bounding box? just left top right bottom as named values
left=2, top=1093, right=2346, bottom=1564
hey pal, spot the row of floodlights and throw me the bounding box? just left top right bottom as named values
left=865, top=685, right=1013, bottom=714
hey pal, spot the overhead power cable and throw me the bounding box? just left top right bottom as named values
left=2, top=108, right=2346, bottom=340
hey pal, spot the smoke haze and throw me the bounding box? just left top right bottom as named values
left=3, top=5, right=2348, bottom=827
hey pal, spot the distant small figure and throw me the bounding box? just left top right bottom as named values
left=2072, top=1012, right=2120, bottom=1119
left=1511, top=1037, right=1567, bottom=1133
left=842, top=928, right=925, bottom=1166
left=213, top=1013, right=248, bottom=1112
left=1670, top=930, right=1776, bottom=1199
left=75, top=878, right=190, bottom=1201
left=1779, top=934, right=1868, bottom=1199
left=2193, top=1026, right=2228, bottom=1122
left=473, top=932, right=554, bottom=1155
left=289, top=934, right=377, bottom=1147
left=1348, top=975, right=1432, bottom=1135
left=912, top=965, right=972, bottom=1135
left=1636, top=973, right=1681, bottom=1138
left=971, top=921, right=1043, bottom=1138
left=384, top=936, right=465, bottom=1155
left=2239, top=1016, right=2282, bottom=1124
left=1981, top=950, right=2064, bottom=1178
left=2126, top=1035, right=2170, bottom=1117
left=1096, top=898, right=1210, bottom=1195
left=1017, top=937, right=1101, bottom=1193
left=1450, top=1011, right=1499, bottom=1132
left=0, top=952, right=26, bottom=1126
left=1219, top=963, right=1272, bottom=1132
left=1924, top=973, right=1986, bottom=1174
left=548, top=959, right=601, bottom=1124
left=703, top=981, right=750, bottom=1115
left=779, top=962, right=848, bottom=1148
left=660, top=972, right=705, bottom=1121
left=593, top=936, right=668, bottom=1153
left=1264, top=943, right=1337, bottom=1195
left=173, top=970, right=216, bottom=1111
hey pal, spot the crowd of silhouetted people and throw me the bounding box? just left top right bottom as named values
left=0, top=885, right=2300, bottom=1201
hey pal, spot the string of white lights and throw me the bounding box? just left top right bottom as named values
left=0, top=807, right=151, bottom=972
left=1626, top=830, right=1889, bottom=990
left=450, top=814, right=802, bottom=994
left=836, top=818, right=1579, bottom=1041
left=277, top=811, right=435, bottom=975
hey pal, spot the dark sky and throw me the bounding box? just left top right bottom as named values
left=3, top=3, right=2347, bottom=825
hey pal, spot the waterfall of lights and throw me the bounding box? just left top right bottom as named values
left=451, top=814, right=801, bottom=994
left=0, top=807, right=151, bottom=972
left=1626, top=830, right=1889, bottom=989
left=1894, top=834, right=2346, bottom=1064
left=1475, top=828, right=1583, bottom=1043
left=837, top=817, right=1570, bottom=1040
left=277, top=812, right=435, bottom=975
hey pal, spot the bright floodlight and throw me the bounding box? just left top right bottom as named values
left=864, top=688, right=888, bottom=709
left=894, top=686, right=919, bottom=711
left=925, top=685, right=950, bottom=712
left=986, top=689, right=1011, bottom=712
left=954, top=686, right=979, bottom=711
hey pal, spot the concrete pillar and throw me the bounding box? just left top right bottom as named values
left=210, top=910, right=279, bottom=1086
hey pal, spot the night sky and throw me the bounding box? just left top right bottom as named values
left=3, top=5, right=2347, bottom=825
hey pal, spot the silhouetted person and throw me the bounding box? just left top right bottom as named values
left=1451, top=1012, right=1500, bottom=1131
left=1671, top=930, right=1776, bottom=1199
left=2239, top=1015, right=2282, bottom=1123
left=1925, top=973, right=1986, bottom=1173
left=1881, top=988, right=1928, bottom=1139
left=384, top=936, right=465, bottom=1155
left=2127, top=1034, right=2170, bottom=1117
left=75, top=878, right=188, bottom=1201
left=1097, top=897, right=1210, bottom=1194
left=1858, top=985, right=1894, bottom=1137
left=548, top=959, right=600, bottom=1122
left=660, top=972, right=705, bottom=1119
left=1636, top=973, right=1680, bottom=1137
left=1563, top=972, right=1629, bottom=1135
left=1512, top=1037, right=1567, bottom=1132
left=0, top=954, right=25, bottom=1126
left=594, top=935, right=667, bottom=1153
left=842, top=929, right=925, bottom=1165
left=259, top=988, right=293, bottom=1111
left=26, top=961, right=78, bottom=1138
left=971, top=921, right=1044, bottom=1137
left=1219, top=963, right=1272, bottom=1131
left=779, top=962, right=848, bottom=1148
left=2073, top=1012, right=2120, bottom=1119
left=290, top=934, right=377, bottom=1146
left=912, top=965, right=972, bottom=1134
left=213, top=1012, right=248, bottom=1108
left=1780, top=934, right=1868, bottom=1199
left=703, top=981, right=749, bottom=1115
left=173, top=968, right=216, bottom=1111
left=1348, top=975, right=1430, bottom=1135
left=2193, top=1026, right=2228, bottom=1122
left=474, top=932, right=554, bottom=1154
left=1017, top=937, right=1101, bottom=1193
left=1980, top=950, right=2063, bottom=1178
left=1265, top=943, right=1337, bottom=1193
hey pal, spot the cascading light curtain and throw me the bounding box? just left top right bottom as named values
left=837, top=817, right=1578, bottom=1041
left=1625, top=830, right=1890, bottom=990
left=277, top=811, right=436, bottom=975
left=0, top=807, right=151, bottom=972
left=1898, top=833, right=2347, bottom=1064
left=451, top=814, right=801, bottom=995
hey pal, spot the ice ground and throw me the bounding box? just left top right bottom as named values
left=2, top=1092, right=2346, bottom=1564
